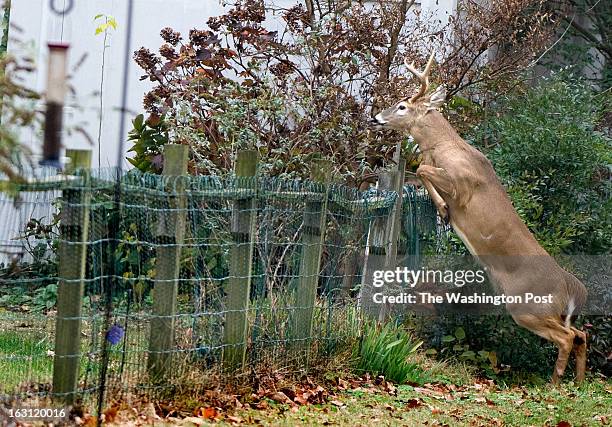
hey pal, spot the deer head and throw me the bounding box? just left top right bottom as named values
left=374, top=52, right=446, bottom=131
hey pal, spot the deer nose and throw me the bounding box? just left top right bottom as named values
left=372, top=114, right=387, bottom=125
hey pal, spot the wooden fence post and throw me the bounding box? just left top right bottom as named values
left=359, top=158, right=407, bottom=320
left=379, top=158, right=406, bottom=321
left=291, top=159, right=331, bottom=364
left=147, top=144, right=189, bottom=380
left=359, top=171, right=394, bottom=319
left=223, top=150, right=258, bottom=372
left=52, top=149, right=91, bottom=404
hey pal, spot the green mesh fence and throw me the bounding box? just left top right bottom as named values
left=0, top=163, right=436, bottom=414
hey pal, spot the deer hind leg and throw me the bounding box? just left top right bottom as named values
left=571, top=326, right=587, bottom=383
left=512, top=314, right=575, bottom=385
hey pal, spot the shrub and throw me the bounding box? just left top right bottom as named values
left=416, top=314, right=557, bottom=378
left=354, top=320, right=426, bottom=384
left=130, top=0, right=554, bottom=182
left=471, top=75, right=611, bottom=255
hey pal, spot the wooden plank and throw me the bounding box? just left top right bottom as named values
left=379, top=158, right=406, bottom=321
left=147, top=144, right=189, bottom=381
left=222, top=150, right=258, bottom=372
left=52, top=150, right=91, bottom=404
left=359, top=171, right=395, bottom=319
left=291, top=159, right=331, bottom=364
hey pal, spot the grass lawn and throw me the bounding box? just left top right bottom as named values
left=214, top=378, right=611, bottom=426
left=0, top=328, right=53, bottom=393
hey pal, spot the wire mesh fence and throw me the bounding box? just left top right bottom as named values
left=0, top=149, right=437, bottom=416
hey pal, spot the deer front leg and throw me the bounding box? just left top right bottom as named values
left=417, top=165, right=457, bottom=220
left=419, top=177, right=449, bottom=220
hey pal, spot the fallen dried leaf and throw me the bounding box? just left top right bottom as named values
left=330, top=400, right=345, bottom=407
left=103, top=406, right=118, bottom=424
left=593, top=415, right=608, bottom=425
left=269, top=391, right=292, bottom=404
left=280, top=387, right=296, bottom=400
left=556, top=421, right=571, bottom=427
left=294, top=394, right=308, bottom=405
left=200, top=407, right=217, bottom=420
left=226, top=415, right=242, bottom=424
left=405, top=398, right=422, bottom=409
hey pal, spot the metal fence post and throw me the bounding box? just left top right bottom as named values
left=223, top=150, right=258, bottom=372
left=52, top=149, right=91, bottom=404
left=147, top=144, right=189, bottom=380
left=291, top=159, right=331, bottom=363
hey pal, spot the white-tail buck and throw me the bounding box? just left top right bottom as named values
left=373, top=52, right=588, bottom=383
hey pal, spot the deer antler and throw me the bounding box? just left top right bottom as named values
left=404, top=51, right=435, bottom=103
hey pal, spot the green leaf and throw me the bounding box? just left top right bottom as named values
left=442, top=335, right=455, bottom=343
left=478, top=350, right=489, bottom=359
left=460, top=350, right=475, bottom=359
left=454, top=327, right=466, bottom=340
left=385, top=339, right=403, bottom=351
left=133, top=114, right=144, bottom=132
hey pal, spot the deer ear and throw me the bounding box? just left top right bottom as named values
left=425, top=85, right=446, bottom=111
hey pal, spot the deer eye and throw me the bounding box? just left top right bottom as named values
left=398, top=104, right=407, bottom=110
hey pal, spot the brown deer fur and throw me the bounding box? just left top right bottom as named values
left=373, top=57, right=588, bottom=383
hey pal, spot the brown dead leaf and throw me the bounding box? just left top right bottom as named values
left=384, top=382, right=397, bottom=396
left=430, top=406, right=442, bottom=415
left=199, top=406, right=218, bottom=420
left=294, top=394, right=308, bottom=405
left=280, top=387, right=296, bottom=400
left=226, top=415, right=243, bottom=424
left=414, top=386, right=446, bottom=400
left=330, top=400, right=345, bottom=407
left=405, top=398, right=422, bottom=409
left=593, top=415, right=608, bottom=425
left=83, top=415, right=97, bottom=427
left=269, top=391, right=292, bottom=404
left=103, top=406, right=118, bottom=424
left=254, top=400, right=269, bottom=410
left=555, top=421, right=571, bottom=427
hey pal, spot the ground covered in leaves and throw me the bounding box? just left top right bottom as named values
left=92, top=373, right=611, bottom=427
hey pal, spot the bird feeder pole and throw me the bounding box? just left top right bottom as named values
left=41, top=42, right=69, bottom=169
